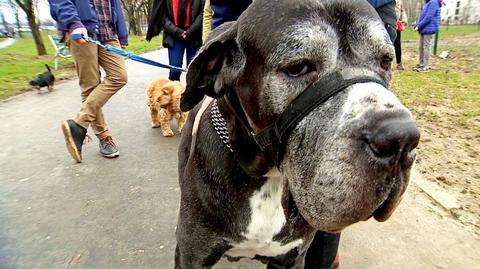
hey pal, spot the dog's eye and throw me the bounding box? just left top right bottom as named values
left=283, top=61, right=316, bottom=77
left=381, top=55, right=393, bottom=71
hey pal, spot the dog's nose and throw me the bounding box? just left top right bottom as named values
left=364, top=119, right=420, bottom=167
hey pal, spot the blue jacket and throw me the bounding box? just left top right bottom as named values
left=48, top=0, right=128, bottom=45
left=417, top=0, right=441, bottom=35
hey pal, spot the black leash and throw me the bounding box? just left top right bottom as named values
left=223, top=71, right=387, bottom=165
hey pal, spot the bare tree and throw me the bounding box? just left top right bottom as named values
left=403, top=0, right=424, bottom=25
left=0, top=6, right=9, bottom=32
left=139, top=0, right=152, bottom=33
left=13, top=0, right=47, bottom=55
left=121, top=0, right=152, bottom=35
left=6, top=0, right=23, bottom=37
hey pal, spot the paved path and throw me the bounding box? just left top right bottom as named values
left=1, top=49, right=479, bottom=269
left=0, top=38, right=16, bottom=49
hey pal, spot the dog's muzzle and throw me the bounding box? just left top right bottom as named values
left=224, top=70, right=388, bottom=165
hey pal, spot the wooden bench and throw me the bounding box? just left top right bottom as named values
left=48, top=35, right=71, bottom=70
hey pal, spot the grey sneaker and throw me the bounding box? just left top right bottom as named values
left=413, top=64, right=423, bottom=71
left=61, top=120, right=87, bottom=163
left=99, top=136, right=120, bottom=158
left=416, top=66, right=431, bottom=72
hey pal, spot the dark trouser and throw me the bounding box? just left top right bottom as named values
left=304, top=231, right=341, bottom=269
left=168, top=39, right=200, bottom=81
left=385, top=23, right=397, bottom=44
left=394, top=30, right=402, bottom=64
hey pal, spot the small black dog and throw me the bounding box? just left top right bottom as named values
left=30, top=64, right=55, bottom=92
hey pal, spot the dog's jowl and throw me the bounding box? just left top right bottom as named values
left=176, top=0, right=420, bottom=268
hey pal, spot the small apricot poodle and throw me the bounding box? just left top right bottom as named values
left=146, top=78, right=187, bottom=137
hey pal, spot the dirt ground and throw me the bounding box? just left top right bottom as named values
left=399, top=35, right=480, bottom=236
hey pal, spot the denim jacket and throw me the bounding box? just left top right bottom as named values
left=48, top=0, right=128, bottom=45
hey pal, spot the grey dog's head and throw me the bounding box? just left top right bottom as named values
left=182, top=0, right=420, bottom=232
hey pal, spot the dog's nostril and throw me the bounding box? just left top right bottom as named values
left=365, top=119, right=420, bottom=161
left=366, top=136, right=400, bottom=158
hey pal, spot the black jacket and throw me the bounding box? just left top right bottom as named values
left=146, top=0, right=205, bottom=48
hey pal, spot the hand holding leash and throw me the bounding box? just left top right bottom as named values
left=70, top=28, right=88, bottom=44
left=70, top=33, right=187, bottom=72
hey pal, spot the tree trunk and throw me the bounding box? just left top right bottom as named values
left=128, top=8, right=143, bottom=36
left=15, top=9, right=22, bottom=38
left=26, top=7, right=47, bottom=55
left=0, top=9, right=9, bottom=32
left=133, top=10, right=143, bottom=35
left=8, top=0, right=22, bottom=37
left=129, top=17, right=141, bottom=35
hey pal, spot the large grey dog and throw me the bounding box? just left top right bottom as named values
left=176, top=0, right=420, bottom=268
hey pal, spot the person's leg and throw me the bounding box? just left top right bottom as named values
left=423, top=34, right=433, bottom=68
left=186, top=45, right=200, bottom=67
left=68, top=35, right=101, bottom=128
left=419, top=34, right=425, bottom=67
left=168, top=39, right=186, bottom=81
left=304, top=231, right=341, bottom=269
left=74, top=39, right=127, bottom=140
left=394, top=30, right=402, bottom=64
left=61, top=35, right=101, bottom=162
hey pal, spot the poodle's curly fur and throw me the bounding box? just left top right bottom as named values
left=146, top=78, right=187, bottom=137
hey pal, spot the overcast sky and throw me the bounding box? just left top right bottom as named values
left=1, top=0, right=54, bottom=25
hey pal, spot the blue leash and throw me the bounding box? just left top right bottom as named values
left=71, top=34, right=187, bottom=72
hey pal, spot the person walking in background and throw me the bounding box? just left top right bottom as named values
left=367, top=0, right=398, bottom=43
left=146, top=0, right=205, bottom=81
left=415, top=0, right=442, bottom=72
left=49, top=0, right=128, bottom=162
left=394, top=0, right=406, bottom=70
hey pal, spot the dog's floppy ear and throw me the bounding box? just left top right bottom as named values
left=162, top=87, right=170, bottom=95
left=181, top=22, right=241, bottom=111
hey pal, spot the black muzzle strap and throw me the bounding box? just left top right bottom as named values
left=225, top=70, right=387, bottom=165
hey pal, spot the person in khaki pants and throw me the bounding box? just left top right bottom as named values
left=49, top=0, right=128, bottom=162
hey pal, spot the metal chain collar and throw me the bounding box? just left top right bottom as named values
left=210, top=100, right=233, bottom=152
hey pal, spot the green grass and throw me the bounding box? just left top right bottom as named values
left=391, top=35, right=480, bottom=130
left=401, top=24, right=480, bottom=42
left=0, top=31, right=162, bottom=99
left=128, top=35, right=163, bottom=54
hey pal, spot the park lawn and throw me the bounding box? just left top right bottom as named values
left=401, top=24, right=480, bottom=42
left=391, top=33, right=480, bottom=131
left=0, top=32, right=162, bottom=100
left=393, top=30, right=480, bottom=234
left=1, top=25, right=479, bottom=104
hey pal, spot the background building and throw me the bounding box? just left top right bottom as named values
left=442, top=0, right=480, bottom=24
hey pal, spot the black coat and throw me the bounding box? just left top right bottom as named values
left=146, top=0, right=205, bottom=48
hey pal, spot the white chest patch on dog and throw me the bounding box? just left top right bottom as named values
left=225, top=168, right=303, bottom=258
